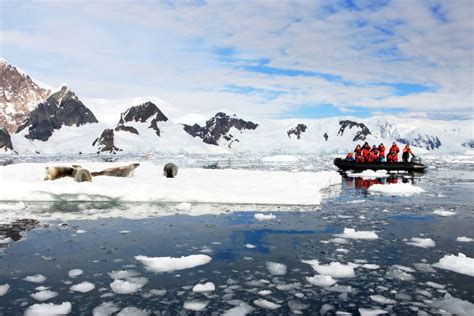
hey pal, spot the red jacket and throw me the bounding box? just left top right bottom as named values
left=378, top=145, right=385, bottom=156
left=389, top=144, right=399, bottom=154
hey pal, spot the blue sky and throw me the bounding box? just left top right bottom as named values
left=1, top=0, right=472, bottom=121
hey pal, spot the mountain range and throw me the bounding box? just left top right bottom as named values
left=1, top=59, right=472, bottom=155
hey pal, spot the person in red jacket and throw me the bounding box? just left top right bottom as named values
left=389, top=142, right=399, bottom=155
left=355, top=153, right=365, bottom=163
left=378, top=143, right=385, bottom=157
left=402, top=144, right=414, bottom=162
left=361, top=143, right=371, bottom=160
left=387, top=151, right=398, bottom=163
left=354, top=144, right=362, bottom=156
left=345, top=152, right=355, bottom=161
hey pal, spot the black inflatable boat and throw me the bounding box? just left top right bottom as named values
left=334, top=158, right=427, bottom=172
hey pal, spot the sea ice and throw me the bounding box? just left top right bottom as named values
left=24, top=274, right=47, bottom=283
left=386, top=266, right=415, bottom=281
left=261, top=155, right=299, bottom=162
left=429, top=294, right=474, bottom=314
left=361, top=264, right=380, bottom=270
left=306, top=275, right=337, bottom=287
left=258, top=290, right=271, bottom=295
left=433, top=209, right=456, bottom=217
left=254, top=213, right=276, bottom=221
left=0, top=237, right=12, bottom=244
left=456, top=236, right=473, bottom=242
left=432, top=253, right=474, bottom=276
left=426, top=281, right=445, bottom=289
left=253, top=299, right=281, bottom=310
left=335, top=228, right=379, bottom=240
left=0, top=284, right=10, bottom=296
left=370, top=295, right=396, bottom=304
left=117, top=307, right=150, bottom=316
left=110, top=278, right=148, bottom=294
left=368, top=183, right=425, bottom=195
left=244, top=244, right=256, bottom=249
left=406, top=237, right=436, bottom=248
left=192, top=282, right=215, bottom=292
left=31, top=290, right=58, bottom=301
left=346, top=170, right=389, bottom=179
left=92, top=301, right=120, bottom=316
left=176, top=202, right=192, bottom=211
left=183, top=300, right=209, bottom=311
left=134, top=254, right=212, bottom=273
left=0, top=201, right=25, bottom=210
left=70, top=281, right=95, bottom=293
left=68, top=269, right=83, bottom=278
left=222, top=302, right=254, bottom=316
left=358, top=308, right=388, bottom=315
left=303, top=260, right=355, bottom=278
left=108, top=270, right=140, bottom=279
left=24, top=302, right=72, bottom=316
left=265, top=261, right=287, bottom=275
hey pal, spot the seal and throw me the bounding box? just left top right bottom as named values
left=91, top=163, right=140, bottom=177
left=44, top=165, right=81, bottom=181
left=73, top=168, right=92, bottom=182
left=163, top=163, right=178, bottom=178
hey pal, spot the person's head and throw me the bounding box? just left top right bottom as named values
left=392, top=142, right=396, bottom=146
left=356, top=144, right=361, bottom=149
left=380, top=143, right=384, bottom=146
left=348, top=152, right=353, bottom=157
left=406, top=143, right=410, bottom=147
left=372, top=145, right=376, bottom=149
left=364, top=142, right=369, bottom=146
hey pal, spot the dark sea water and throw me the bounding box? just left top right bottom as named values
left=0, top=155, right=473, bottom=315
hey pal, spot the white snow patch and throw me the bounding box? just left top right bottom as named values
left=258, top=290, right=272, bottom=296
left=76, top=229, right=87, bottom=234
left=302, top=260, right=355, bottom=278
left=135, top=254, right=211, bottom=273
left=370, top=295, right=396, bottom=304
left=433, top=209, right=457, bottom=217
left=430, top=294, right=474, bottom=315
left=346, top=170, right=389, bottom=179
left=265, top=261, right=287, bottom=275
left=108, top=270, right=139, bottom=280
left=0, top=237, right=12, bottom=244
left=24, top=274, right=47, bottom=283
left=406, top=237, right=436, bottom=248
left=361, top=264, right=380, bottom=270
left=176, top=202, right=192, bottom=211
left=68, top=269, right=83, bottom=278
left=254, top=213, right=276, bottom=221
left=223, top=302, right=254, bottom=316
left=0, top=284, right=10, bottom=296
left=183, top=300, right=209, bottom=311
left=456, top=236, right=473, bottom=242
left=253, top=299, right=281, bottom=310
left=110, top=278, right=148, bottom=294
left=244, top=244, right=256, bottom=249
left=31, top=290, right=58, bottom=301
left=117, top=307, right=150, bottom=316
left=24, top=302, right=72, bottom=316
left=70, top=281, right=95, bottom=293
left=306, top=275, right=337, bottom=287
left=358, top=308, right=388, bottom=315
left=368, top=183, right=424, bottom=195
left=261, top=155, right=299, bottom=162
left=335, top=228, right=379, bottom=240
left=432, top=253, right=474, bottom=276
left=426, top=281, right=445, bottom=289
left=192, top=282, right=215, bottom=292
left=0, top=202, right=25, bottom=210
left=92, top=301, right=120, bottom=316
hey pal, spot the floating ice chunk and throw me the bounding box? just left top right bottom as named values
left=358, top=308, right=388, bottom=315
left=253, top=299, right=281, bottom=310
left=183, top=300, right=209, bottom=311
left=347, top=199, right=365, bottom=204
left=68, top=269, right=83, bottom=278
left=244, top=244, right=256, bottom=249
left=361, top=264, right=380, bottom=270
left=262, top=155, right=299, bottom=162
left=76, top=229, right=87, bottom=234
left=117, top=307, right=150, bottom=316
left=0, top=202, right=25, bottom=210
left=324, top=238, right=349, bottom=244
left=413, top=262, right=436, bottom=273
left=306, top=275, right=337, bottom=287
left=433, top=210, right=456, bottom=217
left=347, top=170, right=389, bottom=179
left=276, top=282, right=301, bottom=291
left=304, top=261, right=355, bottom=278
left=254, top=213, right=276, bottom=221
left=135, top=254, right=211, bottom=273
left=92, top=301, right=120, bottom=316
left=430, top=294, right=474, bottom=315
left=119, top=230, right=131, bottom=234
left=368, top=183, right=424, bottom=195
left=426, top=281, right=445, bottom=289
left=406, top=237, right=436, bottom=248
left=456, top=236, right=473, bottom=242
left=0, top=237, right=12, bottom=244
left=258, top=290, right=271, bottom=296
left=31, top=290, right=58, bottom=302
left=71, top=281, right=95, bottom=293
left=24, top=274, right=47, bottom=283
left=0, top=284, right=10, bottom=296
left=222, top=302, right=254, bottom=316
left=386, top=266, right=415, bottom=281
left=108, top=270, right=139, bottom=279
left=265, top=261, right=287, bottom=276
left=370, top=295, right=396, bottom=304
left=432, top=253, right=474, bottom=276
left=24, top=302, right=72, bottom=316
left=335, top=228, right=378, bottom=240
left=192, top=282, right=215, bottom=292
left=110, top=278, right=148, bottom=294
left=176, top=202, right=192, bottom=211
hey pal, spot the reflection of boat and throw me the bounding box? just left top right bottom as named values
left=334, top=158, right=427, bottom=172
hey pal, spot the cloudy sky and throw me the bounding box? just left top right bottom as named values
left=1, top=0, right=473, bottom=121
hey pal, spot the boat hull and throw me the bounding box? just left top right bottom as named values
left=334, top=158, right=427, bottom=172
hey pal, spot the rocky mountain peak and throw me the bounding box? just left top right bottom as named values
left=287, top=123, right=307, bottom=140
left=0, top=59, right=51, bottom=133
left=0, top=128, right=13, bottom=151
left=337, top=120, right=371, bottom=142
left=115, top=101, right=168, bottom=137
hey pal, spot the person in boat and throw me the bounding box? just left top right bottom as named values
left=387, top=151, right=398, bottom=163
left=389, top=142, right=399, bottom=155
left=355, top=153, right=365, bottom=163
left=366, top=146, right=378, bottom=163
left=378, top=143, right=385, bottom=158
left=402, top=143, right=414, bottom=162
left=345, top=152, right=355, bottom=161
left=362, top=143, right=371, bottom=160
left=354, top=144, right=362, bottom=156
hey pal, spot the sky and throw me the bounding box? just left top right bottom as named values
left=1, top=0, right=473, bottom=122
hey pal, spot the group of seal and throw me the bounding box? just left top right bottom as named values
left=44, top=162, right=178, bottom=182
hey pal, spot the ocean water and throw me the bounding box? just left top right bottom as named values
left=0, top=155, right=473, bottom=315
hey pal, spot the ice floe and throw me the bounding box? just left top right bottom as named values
left=110, top=277, right=148, bottom=294
left=306, top=275, right=337, bottom=287
left=0, top=284, right=10, bottom=296
left=370, top=295, right=396, bottom=304
left=0, top=201, right=25, bottom=210
left=117, top=307, right=150, bottom=316
left=346, top=170, right=389, bottom=179
left=222, top=302, right=254, bottom=316
left=183, top=300, right=209, bottom=311
left=368, top=183, right=425, bottom=195
left=24, top=302, right=72, bottom=316
left=71, top=281, right=95, bottom=293
left=406, top=237, right=436, bottom=248
left=24, top=274, right=47, bottom=283
left=135, top=254, right=211, bottom=273
left=261, top=155, right=299, bottom=162
left=68, top=269, right=83, bottom=278
left=254, top=213, right=276, bottom=221
left=192, top=282, right=215, bottom=292
left=92, top=301, right=120, bottom=316
left=176, top=202, right=192, bottom=211
left=386, top=265, right=415, bottom=281
left=432, top=253, right=474, bottom=276
left=358, top=308, right=388, bottom=315
left=31, top=290, right=58, bottom=301
left=302, top=260, right=355, bottom=278
left=335, top=228, right=379, bottom=240
left=456, top=236, right=473, bottom=242
left=429, top=294, right=474, bottom=315
left=433, top=209, right=457, bottom=217
left=0, top=237, right=12, bottom=244
left=253, top=298, right=281, bottom=310
left=265, top=261, right=287, bottom=275
left=244, top=244, right=256, bottom=249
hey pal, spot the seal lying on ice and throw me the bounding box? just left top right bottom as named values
left=44, top=165, right=82, bottom=181
left=91, top=163, right=140, bottom=177
left=73, top=168, right=92, bottom=182
left=163, top=163, right=178, bottom=178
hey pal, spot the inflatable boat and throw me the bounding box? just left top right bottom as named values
left=334, top=157, right=427, bottom=172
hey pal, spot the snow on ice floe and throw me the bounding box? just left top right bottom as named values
left=0, top=201, right=25, bottom=210
left=183, top=300, right=209, bottom=311
left=253, top=298, right=281, bottom=310
left=31, top=290, right=58, bottom=301
left=306, top=275, right=337, bottom=287
left=192, top=282, right=215, bottom=292
left=244, top=243, right=256, bottom=249
left=433, top=209, right=457, bottom=217
left=370, top=295, right=396, bottom=305
left=456, top=236, right=473, bottom=242
left=368, top=183, right=424, bottom=195
left=265, top=261, right=287, bottom=275
left=70, top=281, right=95, bottom=293
left=110, top=278, right=148, bottom=294
left=406, top=237, right=436, bottom=248
left=68, top=269, right=83, bottom=278
left=346, top=170, right=389, bottom=179
left=430, top=294, right=474, bottom=315
left=134, top=254, right=211, bottom=273
left=117, top=307, right=150, bottom=316
left=92, top=301, right=120, bottom=316
left=0, top=284, right=10, bottom=296
left=222, top=302, right=254, bottom=316
left=24, top=302, right=72, bottom=316
left=24, top=274, right=47, bottom=283
left=0, top=163, right=340, bottom=206
left=358, top=308, right=388, bottom=315
left=176, top=202, right=192, bottom=211
left=334, top=228, right=378, bottom=240
left=261, top=155, right=299, bottom=162
left=432, top=253, right=474, bottom=276
left=254, top=213, right=276, bottom=221
left=386, top=266, right=415, bottom=281
left=302, top=260, right=355, bottom=278
left=0, top=237, right=12, bottom=244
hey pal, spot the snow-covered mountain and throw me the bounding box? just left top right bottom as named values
left=0, top=59, right=51, bottom=133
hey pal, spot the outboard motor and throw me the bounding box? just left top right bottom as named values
left=411, top=156, right=422, bottom=164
